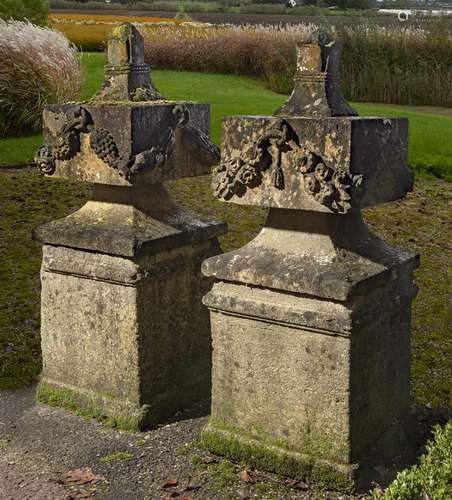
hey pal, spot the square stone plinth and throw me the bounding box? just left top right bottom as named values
left=201, top=277, right=417, bottom=490
left=38, top=241, right=219, bottom=430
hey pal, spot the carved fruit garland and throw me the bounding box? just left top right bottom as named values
left=37, top=104, right=220, bottom=181
left=213, top=120, right=362, bottom=214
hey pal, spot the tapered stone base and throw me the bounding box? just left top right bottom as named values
left=202, top=208, right=419, bottom=489
left=35, top=184, right=226, bottom=429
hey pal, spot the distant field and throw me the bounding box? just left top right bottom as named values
left=51, top=7, right=452, bottom=28
left=50, top=13, right=180, bottom=23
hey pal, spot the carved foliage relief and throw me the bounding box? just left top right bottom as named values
left=213, top=120, right=362, bottom=214
left=36, top=104, right=218, bottom=180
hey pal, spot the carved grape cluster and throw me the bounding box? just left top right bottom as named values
left=53, top=132, right=80, bottom=161
left=90, top=128, right=120, bottom=166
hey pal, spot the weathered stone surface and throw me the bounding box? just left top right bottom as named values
left=39, top=102, right=217, bottom=185
left=202, top=214, right=418, bottom=485
left=276, top=32, right=357, bottom=118
left=40, top=239, right=219, bottom=428
left=36, top=24, right=220, bottom=185
left=202, top=209, right=417, bottom=301
left=34, top=22, right=226, bottom=428
left=202, top=31, right=419, bottom=489
left=34, top=184, right=226, bottom=257
left=213, top=116, right=410, bottom=212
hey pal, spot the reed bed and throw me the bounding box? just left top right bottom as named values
left=0, top=20, right=82, bottom=137
left=143, top=23, right=452, bottom=107
left=144, top=24, right=314, bottom=94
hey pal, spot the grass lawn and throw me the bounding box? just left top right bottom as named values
left=0, top=51, right=451, bottom=410
left=0, top=52, right=451, bottom=181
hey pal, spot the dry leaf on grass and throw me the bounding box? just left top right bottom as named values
left=241, top=468, right=254, bottom=484
left=162, top=479, right=179, bottom=489
left=63, top=468, right=107, bottom=486
left=164, top=493, right=180, bottom=499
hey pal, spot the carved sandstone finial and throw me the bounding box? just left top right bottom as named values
left=275, top=30, right=357, bottom=118
left=92, top=23, right=164, bottom=103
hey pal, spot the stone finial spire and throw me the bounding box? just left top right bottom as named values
left=276, top=30, right=357, bottom=117
left=92, top=23, right=163, bottom=102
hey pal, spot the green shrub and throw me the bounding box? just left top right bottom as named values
left=373, top=421, right=452, bottom=500
left=0, top=0, right=49, bottom=26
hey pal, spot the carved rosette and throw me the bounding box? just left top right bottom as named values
left=213, top=120, right=362, bottom=214
left=35, top=145, right=56, bottom=176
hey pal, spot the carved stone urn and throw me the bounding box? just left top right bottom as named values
left=34, top=24, right=226, bottom=430
left=201, top=32, right=419, bottom=490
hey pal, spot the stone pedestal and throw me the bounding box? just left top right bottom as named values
left=201, top=32, right=418, bottom=490
left=34, top=24, right=226, bottom=429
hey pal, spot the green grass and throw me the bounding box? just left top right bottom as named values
left=0, top=52, right=451, bottom=181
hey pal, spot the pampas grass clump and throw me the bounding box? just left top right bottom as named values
left=0, top=20, right=82, bottom=137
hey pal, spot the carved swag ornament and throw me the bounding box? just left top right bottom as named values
left=36, top=104, right=219, bottom=180
left=213, top=120, right=362, bottom=214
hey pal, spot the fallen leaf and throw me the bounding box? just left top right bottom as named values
left=241, top=469, right=254, bottom=484
left=162, top=479, right=179, bottom=489
left=201, top=455, right=218, bottom=464
left=63, top=468, right=106, bottom=486
left=182, top=484, right=201, bottom=492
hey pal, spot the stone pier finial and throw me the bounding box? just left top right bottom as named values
left=33, top=23, right=226, bottom=430
left=201, top=36, right=418, bottom=490
left=93, top=23, right=163, bottom=102
left=276, top=30, right=357, bottom=117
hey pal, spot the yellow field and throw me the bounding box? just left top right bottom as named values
left=50, top=13, right=181, bottom=24
left=49, top=13, right=182, bottom=50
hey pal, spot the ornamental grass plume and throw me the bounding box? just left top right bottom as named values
left=0, top=20, right=82, bottom=137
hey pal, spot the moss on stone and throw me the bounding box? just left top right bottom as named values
left=201, top=422, right=355, bottom=494
left=36, top=383, right=146, bottom=432
left=207, top=419, right=348, bottom=465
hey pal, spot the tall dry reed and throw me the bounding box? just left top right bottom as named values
left=143, top=23, right=452, bottom=107
left=0, top=20, right=82, bottom=137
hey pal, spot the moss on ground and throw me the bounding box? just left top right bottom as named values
left=0, top=171, right=450, bottom=411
